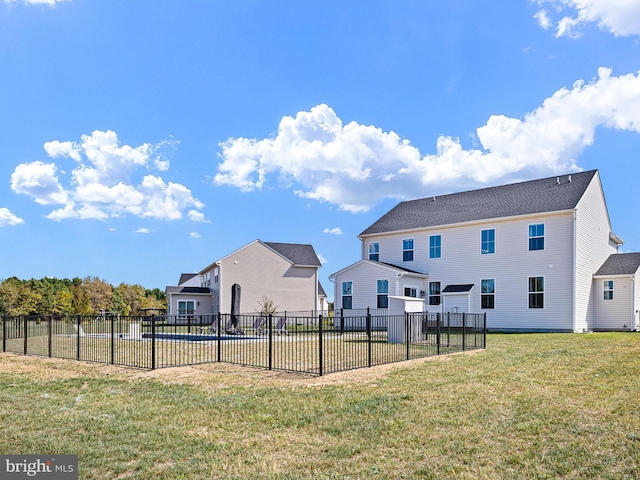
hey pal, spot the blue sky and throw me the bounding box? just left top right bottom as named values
left=1, top=1, right=640, bottom=301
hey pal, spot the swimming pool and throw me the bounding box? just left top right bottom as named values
left=142, top=332, right=263, bottom=342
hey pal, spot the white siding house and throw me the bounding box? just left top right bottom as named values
left=330, top=170, right=638, bottom=332
left=166, top=240, right=325, bottom=316
left=592, top=253, right=640, bottom=331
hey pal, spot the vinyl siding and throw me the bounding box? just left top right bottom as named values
left=574, top=173, right=619, bottom=331
left=360, top=210, right=575, bottom=331
left=217, top=241, right=318, bottom=314
left=593, top=277, right=634, bottom=331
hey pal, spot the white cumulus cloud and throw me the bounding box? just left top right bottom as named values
left=323, top=227, right=343, bottom=235
left=5, top=0, right=68, bottom=6
left=190, top=232, right=201, bottom=238
left=0, top=208, right=24, bottom=227
left=12, top=130, right=206, bottom=222
left=214, top=68, right=640, bottom=212
left=135, top=228, right=153, bottom=234
left=535, top=0, right=640, bottom=37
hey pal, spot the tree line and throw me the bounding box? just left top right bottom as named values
left=0, top=276, right=166, bottom=317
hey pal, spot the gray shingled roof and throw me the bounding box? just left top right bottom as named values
left=378, top=261, right=425, bottom=275
left=178, top=273, right=198, bottom=285
left=595, top=253, right=640, bottom=276
left=165, top=286, right=211, bottom=294
left=360, top=170, right=598, bottom=236
left=443, top=284, right=474, bottom=293
left=264, top=242, right=322, bottom=267
left=318, top=281, right=327, bottom=297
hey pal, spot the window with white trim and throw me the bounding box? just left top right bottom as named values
left=177, top=300, right=195, bottom=319
left=369, top=242, right=380, bottom=261
left=481, top=279, right=495, bottom=309
left=603, top=280, right=614, bottom=300
left=529, top=224, right=544, bottom=251
left=342, top=281, right=353, bottom=309
left=377, top=279, right=389, bottom=308
left=404, top=287, right=417, bottom=298
left=481, top=229, right=495, bottom=255
left=403, top=239, right=414, bottom=262
left=429, top=235, right=441, bottom=259
left=429, top=281, right=441, bottom=306
left=528, top=277, right=544, bottom=308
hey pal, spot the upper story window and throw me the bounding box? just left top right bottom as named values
left=403, top=239, right=414, bottom=262
left=369, top=242, right=380, bottom=262
left=377, top=279, right=389, bottom=308
left=481, top=229, right=495, bottom=255
left=529, top=224, right=545, bottom=251
left=528, top=276, right=544, bottom=308
left=429, top=235, right=441, bottom=259
left=603, top=280, right=614, bottom=300
left=342, top=281, right=353, bottom=309
left=429, top=281, right=441, bottom=306
left=481, top=279, right=495, bottom=309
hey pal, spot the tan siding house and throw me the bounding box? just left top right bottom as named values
left=167, top=240, right=324, bottom=317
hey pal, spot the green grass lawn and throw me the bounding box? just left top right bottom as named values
left=0, top=333, right=638, bottom=479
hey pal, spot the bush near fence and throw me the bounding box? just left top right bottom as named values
left=0, top=310, right=486, bottom=376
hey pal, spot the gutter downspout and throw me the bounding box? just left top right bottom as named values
left=328, top=275, right=336, bottom=310
left=572, top=209, right=578, bottom=332
left=632, top=275, right=637, bottom=331
left=395, top=272, right=405, bottom=298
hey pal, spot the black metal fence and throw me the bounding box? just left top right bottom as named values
left=1, top=310, right=486, bottom=375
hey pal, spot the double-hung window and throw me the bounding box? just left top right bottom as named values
left=481, top=229, right=495, bottom=255
left=377, top=279, right=389, bottom=308
left=429, top=235, right=441, bottom=259
left=481, top=279, right=495, bottom=309
left=342, top=281, right=353, bottom=309
left=528, top=277, right=544, bottom=308
left=603, top=280, right=614, bottom=300
left=403, top=239, right=414, bottom=262
left=369, top=242, right=380, bottom=261
left=429, top=281, right=441, bottom=306
left=529, top=224, right=545, bottom=251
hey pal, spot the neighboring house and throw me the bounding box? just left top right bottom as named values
left=166, top=240, right=324, bottom=317
left=592, top=253, right=640, bottom=331
left=330, top=170, right=639, bottom=332
left=165, top=273, right=213, bottom=320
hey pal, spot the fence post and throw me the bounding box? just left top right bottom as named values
left=366, top=307, right=372, bottom=368
left=447, top=312, right=451, bottom=347
left=110, top=314, right=115, bottom=365
left=23, top=317, right=28, bottom=355
left=405, top=312, right=410, bottom=361
left=268, top=313, right=273, bottom=371
left=151, top=314, right=156, bottom=370
left=318, top=313, right=323, bottom=376
left=76, top=315, right=81, bottom=360
left=217, top=313, right=222, bottom=362
left=48, top=315, right=52, bottom=358
left=436, top=312, right=441, bottom=356
left=483, top=312, right=487, bottom=349
left=2, top=315, right=6, bottom=353
left=462, top=312, right=466, bottom=351
left=187, top=314, right=191, bottom=334
left=340, top=308, right=344, bottom=335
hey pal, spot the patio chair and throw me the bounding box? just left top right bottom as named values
left=248, top=316, right=266, bottom=336
left=274, top=316, right=288, bottom=336
left=201, top=317, right=238, bottom=335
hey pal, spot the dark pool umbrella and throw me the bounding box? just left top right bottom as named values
left=230, top=283, right=241, bottom=330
